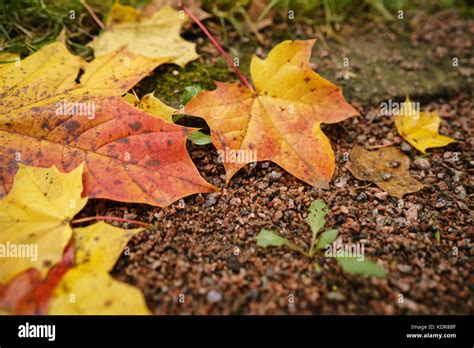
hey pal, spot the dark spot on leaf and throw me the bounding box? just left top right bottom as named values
left=128, top=122, right=142, bottom=131
left=146, top=160, right=161, bottom=167
left=75, top=68, right=85, bottom=84
left=65, top=120, right=80, bottom=133
left=387, top=160, right=400, bottom=168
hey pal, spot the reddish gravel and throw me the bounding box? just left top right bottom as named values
left=77, top=91, right=472, bottom=315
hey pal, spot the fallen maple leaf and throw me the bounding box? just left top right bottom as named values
left=0, top=164, right=86, bottom=283
left=346, top=146, right=424, bottom=199
left=0, top=243, right=74, bottom=315
left=185, top=40, right=359, bottom=187
left=90, top=3, right=199, bottom=67
left=395, top=96, right=456, bottom=153
left=49, top=221, right=150, bottom=315
left=0, top=40, right=215, bottom=206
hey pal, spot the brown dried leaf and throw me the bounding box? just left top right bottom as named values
left=346, top=146, right=424, bottom=199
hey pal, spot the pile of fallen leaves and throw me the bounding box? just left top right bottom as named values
left=0, top=2, right=456, bottom=315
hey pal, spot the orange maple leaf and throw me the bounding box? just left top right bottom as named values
left=0, top=42, right=215, bottom=206
left=186, top=40, right=359, bottom=188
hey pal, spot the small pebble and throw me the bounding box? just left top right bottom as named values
left=339, top=206, right=349, bottom=214
left=380, top=172, right=392, bottom=181
left=327, top=292, right=346, bottom=301
left=401, top=142, right=412, bottom=152
left=205, top=193, right=219, bottom=207
left=230, top=197, right=241, bottom=206
left=269, top=170, right=282, bottom=181
left=207, top=290, right=222, bottom=303
left=227, top=255, right=241, bottom=273
left=413, top=158, right=431, bottom=170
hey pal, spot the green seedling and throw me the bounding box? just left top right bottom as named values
left=181, top=85, right=203, bottom=105
left=188, top=131, right=212, bottom=145
left=256, top=199, right=386, bottom=278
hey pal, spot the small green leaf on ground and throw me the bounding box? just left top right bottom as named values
left=336, top=257, right=387, bottom=278
left=257, top=229, right=289, bottom=248
left=188, top=131, right=212, bottom=145
left=316, top=229, right=339, bottom=250
left=182, top=85, right=202, bottom=104
left=308, top=199, right=329, bottom=239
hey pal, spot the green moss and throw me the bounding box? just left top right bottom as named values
left=133, top=58, right=235, bottom=108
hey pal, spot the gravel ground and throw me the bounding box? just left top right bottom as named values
left=76, top=9, right=473, bottom=315
left=79, top=91, right=472, bottom=315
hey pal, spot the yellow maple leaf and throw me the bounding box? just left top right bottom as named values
left=49, top=221, right=150, bottom=315
left=0, top=164, right=87, bottom=283
left=394, top=96, right=456, bottom=153
left=90, top=4, right=199, bottom=67
left=186, top=40, right=359, bottom=187
left=123, top=92, right=175, bottom=122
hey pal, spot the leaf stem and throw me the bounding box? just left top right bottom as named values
left=308, top=234, right=317, bottom=257
left=71, top=215, right=151, bottom=228
left=287, top=241, right=310, bottom=258
left=80, top=0, right=105, bottom=30
left=181, top=4, right=255, bottom=92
